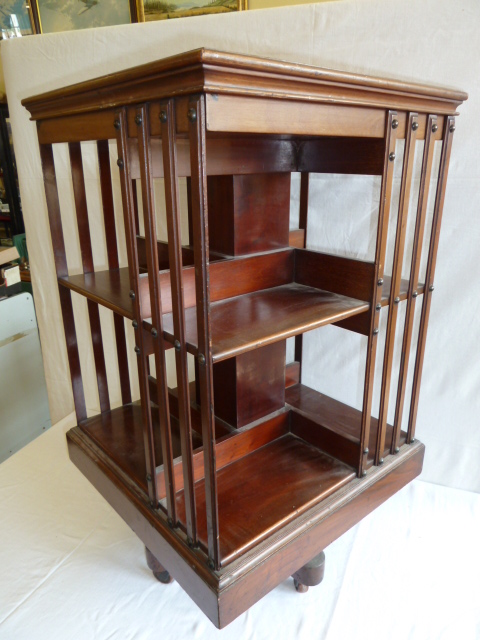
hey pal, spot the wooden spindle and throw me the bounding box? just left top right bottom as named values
left=69, top=142, right=110, bottom=413
left=391, top=115, right=439, bottom=453
left=375, top=113, right=418, bottom=465
left=407, top=116, right=456, bottom=443
left=136, top=103, right=178, bottom=525
left=160, top=99, right=198, bottom=531
left=188, top=95, right=220, bottom=568
left=357, top=111, right=398, bottom=477
left=294, top=172, right=310, bottom=379
left=97, top=139, right=132, bottom=405
left=115, top=108, right=158, bottom=505
left=39, top=142, right=87, bottom=423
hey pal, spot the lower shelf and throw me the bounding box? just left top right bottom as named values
left=77, top=383, right=407, bottom=567
left=286, top=383, right=407, bottom=467
left=174, top=432, right=355, bottom=565
left=78, top=403, right=202, bottom=493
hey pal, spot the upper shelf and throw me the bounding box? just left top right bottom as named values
left=159, top=283, right=369, bottom=362
left=59, top=267, right=136, bottom=319
left=23, top=48, right=467, bottom=124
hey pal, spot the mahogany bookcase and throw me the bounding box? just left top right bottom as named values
left=23, top=50, right=466, bottom=628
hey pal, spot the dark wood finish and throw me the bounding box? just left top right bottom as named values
left=157, top=249, right=293, bottom=316
left=145, top=547, right=174, bottom=584
left=357, top=111, right=398, bottom=477
left=156, top=411, right=289, bottom=499
left=176, top=433, right=355, bottom=565
left=24, top=49, right=466, bottom=123
left=58, top=268, right=143, bottom=319
left=376, top=113, right=418, bottom=465
left=213, top=342, right=286, bottom=428
left=207, top=173, right=290, bottom=256
left=97, top=139, right=132, bottom=405
left=189, top=94, right=220, bottom=567
left=28, top=50, right=464, bottom=629
left=285, top=361, right=300, bottom=388
left=37, top=110, right=118, bottom=144
left=408, top=117, right=455, bottom=443
left=69, top=142, right=110, bottom=413
left=291, top=550, right=325, bottom=593
left=67, top=424, right=425, bottom=627
left=136, top=103, right=179, bottom=523
left=160, top=98, right=197, bottom=529
left=298, top=137, right=385, bottom=175
left=295, top=249, right=374, bottom=303
left=116, top=107, right=158, bottom=505
left=161, top=283, right=369, bottom=363
left=286, top=383, right=407, bottom=468
left=128, top=137, right=296, bottom=180
left=392, top=116, right=439, bottom=452
left=39, top=142, right=87, bottom=423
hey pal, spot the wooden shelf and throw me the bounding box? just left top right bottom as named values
left=381, top=275, right=425, bottom=306
left=286, top=383, right=407, bottom=466
left=175, top=432, right=355, bottom=565
left=160, top=283, right=369, bottom=362
left=58, top=268, right=136, bottom=319
left=78, top=403, right=202, bottom=492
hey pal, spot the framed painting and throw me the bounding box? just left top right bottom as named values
left=0, top=1, right=34, bottom=38
left=29, top=0, right=133, bottom=34
left=136, top=0, right=247, bottom=22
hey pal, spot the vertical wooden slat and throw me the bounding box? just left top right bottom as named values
left=189, top=95, right=220, bottom=568
left=97, top=139, right=132, bottom=405
left=375, top=113, right=418, bottom=465
left=391, top=115, right=438, bottom=453
left=294, top=171, right=310, bottom=379
left=131, top=179, right=140, bottom=235
left=69, top=142, right=110, bottom=414
left=115, top=108, right=158, bottom=505
left=161, top=99, right=198, bottom=532
left=357, top=111, right=398, bottom=477
left=39, top=142, right=87, bottom=423
left=407, top=116, right=456, bottom=443
left=70, top=142, right=110, bottom=411
left=136, top=104, right=178, bottom=526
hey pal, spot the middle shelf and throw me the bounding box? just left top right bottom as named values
left=158, top=283, right=368, bottom=362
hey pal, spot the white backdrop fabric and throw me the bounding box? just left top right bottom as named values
left=0, top=414, right=479, bottom=639
left=1, top=0, right=479, bottom=495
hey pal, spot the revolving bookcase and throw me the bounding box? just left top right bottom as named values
left=23, top=50, right=466, bottom=628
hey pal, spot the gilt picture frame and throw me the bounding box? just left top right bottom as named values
left=28, top=0, right=134, bottom=34
left=135, top=0, right=247, bottom=23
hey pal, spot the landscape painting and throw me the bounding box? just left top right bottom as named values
left=142, top=0, right=246, bottom=22
left=33, top=0, right=131, bottom=33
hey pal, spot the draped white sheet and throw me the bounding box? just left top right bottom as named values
left=1, top=0, right=479, bottom=493
left=0, top=414, right=479, bottom=638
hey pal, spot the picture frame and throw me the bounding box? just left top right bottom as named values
left=0, top=1, right=34, bottom=38
left=135, top=0, right=247, bottom=23
left=28, top=0, right=134, bottom=34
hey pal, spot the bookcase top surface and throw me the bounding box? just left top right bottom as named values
left=23, top=48, right=467, bottom=121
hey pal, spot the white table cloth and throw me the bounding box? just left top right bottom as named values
left=1, top=417, right=479, bottom=639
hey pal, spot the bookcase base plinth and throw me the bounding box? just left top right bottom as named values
left=67, top=426, right=424, bottom=629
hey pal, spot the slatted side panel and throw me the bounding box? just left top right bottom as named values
left=116, top=108, right=159, bottom=505
left=39, top=142, right=87, bottom=424
left=189, top=95, right=220, bottom=569
left=134, top=103, right=179, bottom=524
left=406, top=117, right=456, bottom=442
left=97, top=140, right=132, bottom=406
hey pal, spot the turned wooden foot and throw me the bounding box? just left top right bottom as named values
left=291, top=550, right=325, bottom=593
left=145, top=547, right=174, bottom=584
